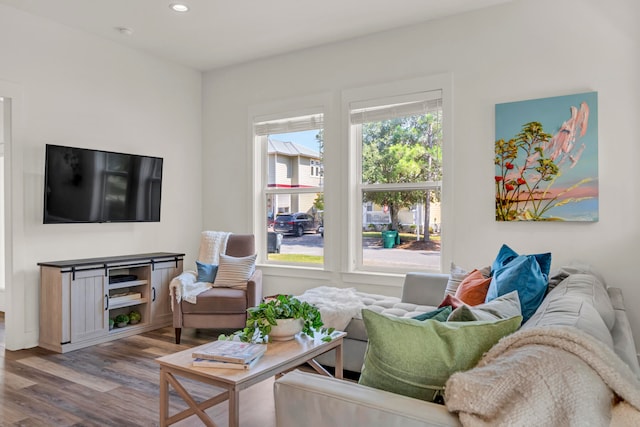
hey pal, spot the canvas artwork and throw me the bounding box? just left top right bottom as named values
left=495, top=91, right=598, bottom=222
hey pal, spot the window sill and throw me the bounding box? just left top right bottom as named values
left=257, top=264, right=406, bottom=290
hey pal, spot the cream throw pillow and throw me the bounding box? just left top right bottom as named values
left=446, top=262, right=470, bottom=296
left=213, top=254, right=257, bottom=288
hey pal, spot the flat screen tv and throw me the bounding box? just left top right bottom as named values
left=43, top=144, right=163, bottom=224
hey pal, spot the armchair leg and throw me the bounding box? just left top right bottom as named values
left=175, top=328, right=182, bottom=344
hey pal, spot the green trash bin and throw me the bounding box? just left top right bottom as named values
left=382, top=230, right=398, bottom=248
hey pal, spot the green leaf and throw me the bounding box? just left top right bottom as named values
left=229, top=294, right=332, bottom=343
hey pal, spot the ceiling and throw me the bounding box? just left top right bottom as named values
left=0, top=0, right=511, bottom=71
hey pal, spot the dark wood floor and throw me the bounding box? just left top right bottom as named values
left=0, top=315, right=276, bottom=426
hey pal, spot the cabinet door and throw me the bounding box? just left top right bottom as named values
left=70, top=269, right=108, bottom=343
left=151, top=259, right=183, bottom=326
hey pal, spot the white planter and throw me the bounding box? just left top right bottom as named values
left=269, top=318, right=304, bottom=341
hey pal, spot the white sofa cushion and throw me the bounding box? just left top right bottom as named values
left=546, top=273, right=615, bottom=330
left=275, top=370, right=461, bottom=427
left=523, top=295, right=614, bottom=349
left=608, top=287, right=640, bottom=377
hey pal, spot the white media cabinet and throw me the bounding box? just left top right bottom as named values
left=38, top=252, right=184, bottom=353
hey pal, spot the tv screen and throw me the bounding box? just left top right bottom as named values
left=43, top=144, right=163, bottom=223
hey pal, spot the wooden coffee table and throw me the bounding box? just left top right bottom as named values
left=156, top=331, right=346, bottom=427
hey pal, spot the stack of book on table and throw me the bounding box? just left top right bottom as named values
left=191, top=340, right=267, bottom=370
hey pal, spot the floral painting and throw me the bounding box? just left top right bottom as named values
left=495, top=92, right=598, bottom=221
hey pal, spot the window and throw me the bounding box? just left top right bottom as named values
left=254, top=113, right=324, bottom=265
left=252, top=75, right=449, bottom=276
left=349, top=89, right=444, bottom=272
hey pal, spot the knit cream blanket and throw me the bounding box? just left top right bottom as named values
left=296, top=286, right=366, bottom=331
left=445, top=326, right=640, bottom=426
left=169, top=231, right=230, bottom=308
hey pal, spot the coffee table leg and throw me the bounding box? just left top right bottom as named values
left=159, top=367, right=169, bottom=427
left=229, top=389, right=240, bottom=427
left=335, top=341, right=344, bottom=379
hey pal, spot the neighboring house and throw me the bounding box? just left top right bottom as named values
left=267, top=139, right=322, bottom=218
left=363, top=201, right=441, bottom=233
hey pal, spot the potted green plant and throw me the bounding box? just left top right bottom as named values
left=129, top=310, right=141, bottom=324
left=114, top=313, right=129, bottom=328
left=221, top=294, right=334, bottom=343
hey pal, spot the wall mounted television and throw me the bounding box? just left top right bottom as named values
left=43, top=144, right=163, bottom=224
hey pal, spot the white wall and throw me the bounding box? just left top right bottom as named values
left=203, top=0, right=640, bottom=348
left=0, top=97, right=4, bottom=311
left=0, top=5, right=203, bottom=349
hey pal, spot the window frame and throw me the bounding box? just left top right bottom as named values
left=342, top=74, right=453, bottom=274
left=249, top=75, right=452, bottom=279
left=250, top=96, right=331, bottom=269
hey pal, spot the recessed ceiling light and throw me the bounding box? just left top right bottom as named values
left=115, top=26, right=134, bottom=36
left=169, top=3, right=189, bottom=12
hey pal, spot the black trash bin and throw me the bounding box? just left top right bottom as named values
left=267, top=232, right=283, bottom=253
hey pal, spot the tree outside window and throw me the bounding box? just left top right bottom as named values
left=352, top=91, right=443, bottom=270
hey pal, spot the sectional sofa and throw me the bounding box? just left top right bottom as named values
left=313, top=272, right=453, bottom=373
left=274, top=268, right=640, bottom=426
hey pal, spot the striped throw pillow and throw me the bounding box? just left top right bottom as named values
left=213, top=254, right=257, bottom=288
left=446, top=262, right=469, bottom=296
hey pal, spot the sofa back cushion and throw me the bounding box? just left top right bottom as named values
left=522, top=295, right=614, bottom=349
left=546, top=273, right=615, bottom=330
left=607, top=287, right=640, bottom=377
left=359, top=309, right=521, bottom=403
left=401, top=272, right=449, bottom=305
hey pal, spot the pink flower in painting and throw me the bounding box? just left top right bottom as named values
left=545, top=102, right=589, bottom=166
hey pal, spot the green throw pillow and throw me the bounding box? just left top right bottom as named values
left=359, top=309, right=522, bottom=402
left=412, top=305, right=452, bottom=321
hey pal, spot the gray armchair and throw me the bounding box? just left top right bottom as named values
left=171, top=233, right=262, bottom=344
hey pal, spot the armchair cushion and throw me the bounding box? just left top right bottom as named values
left=213, top=253, right=257, bottom=288
left=180, top=287, right=248, bottom=314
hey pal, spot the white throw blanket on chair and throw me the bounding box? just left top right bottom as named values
left=169, top=231, right=230, bottom=308
left=445, top=326, right=640, bottom=426
left=296, top=286, right=366, bottom=331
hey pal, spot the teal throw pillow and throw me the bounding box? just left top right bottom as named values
left=486, top=247, right=551, bottom=322
left=491, top=244, right=552, bottom=277
left=358, top=309, right=522, bottom=403
left=196, top=261, right=218, bottom=283
left=412, top=305, right=452, bottom=321
left=448, top=291, right=521, bottom=322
